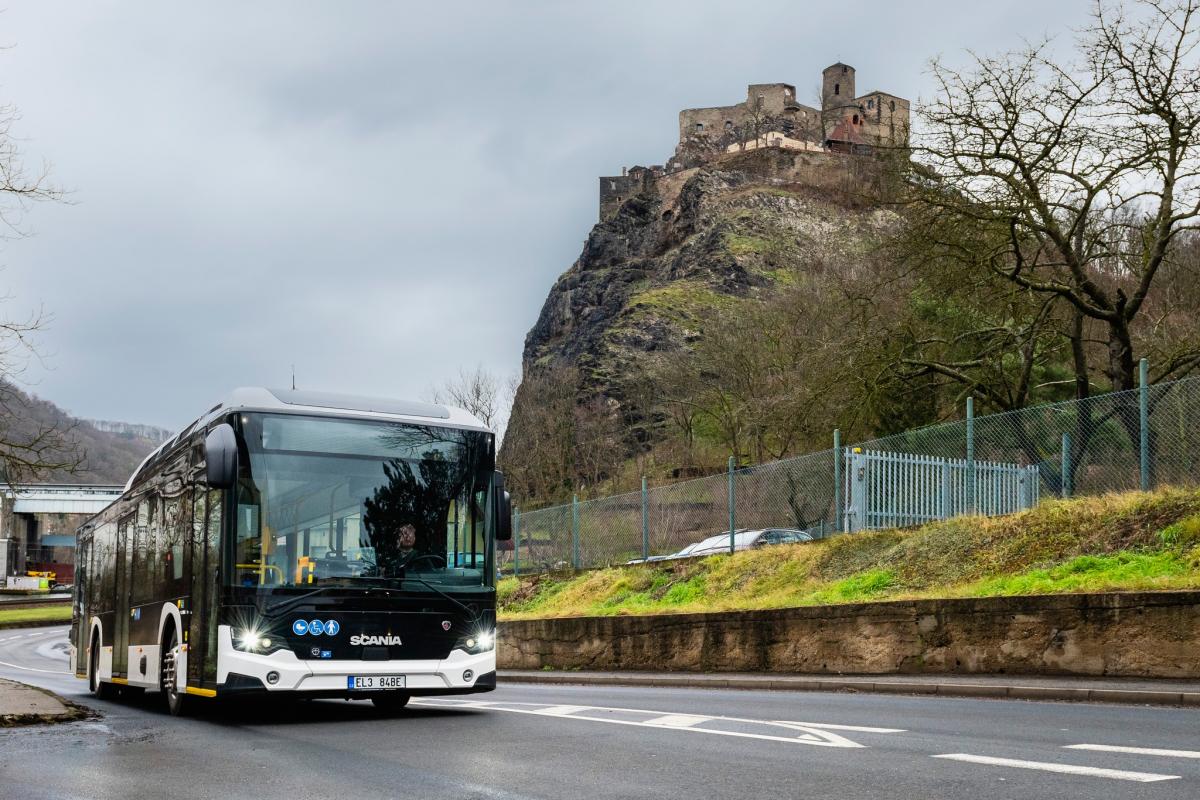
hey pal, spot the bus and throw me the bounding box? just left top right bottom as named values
left=70, top=387, right=511, bottom=715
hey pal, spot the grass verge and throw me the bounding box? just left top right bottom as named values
left=0, top=604, right=72, bottom=629
left=499, top=487, right=1200, bottom=619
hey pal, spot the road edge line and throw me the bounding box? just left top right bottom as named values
left=499, top=672, right=1197, bottom=707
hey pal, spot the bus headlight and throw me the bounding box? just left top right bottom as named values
left=459, top=629, right=495, bottom=654
left=233, top=628, right=283, bottom=653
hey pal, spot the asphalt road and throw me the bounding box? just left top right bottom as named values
left=1, top=626, right=1198, bottom=800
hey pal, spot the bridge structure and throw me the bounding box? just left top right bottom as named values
left=0, top=484, right=123, bottom=585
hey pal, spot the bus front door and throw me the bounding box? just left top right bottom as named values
left=187, top=488, right=221, bottom=688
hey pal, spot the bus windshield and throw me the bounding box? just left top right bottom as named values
left=232, top=413, right=495, bottom=591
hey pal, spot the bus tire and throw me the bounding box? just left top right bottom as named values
left=160, top=625, right=192, bottom=717
left=371, top=693, right=411, bottom=713
left=89, top=634, right=118, bottom=700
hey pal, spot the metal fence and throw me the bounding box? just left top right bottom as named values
left=843, top=450, right=1038, bottom=532
left=505, top=362, right=1200, bottom=575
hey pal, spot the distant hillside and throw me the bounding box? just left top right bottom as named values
left=1, top=382, right=168, bottom=485
left=84, top=419, right=173, bottom=444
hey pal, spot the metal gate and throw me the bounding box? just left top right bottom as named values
left=844, top=449, right=1039, bottom=532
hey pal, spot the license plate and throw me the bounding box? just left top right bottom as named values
left=348, top=675, right=406, bottom=690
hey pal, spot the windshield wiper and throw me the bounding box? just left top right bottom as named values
left=397, top=573, right=480, bottom=622
left=358, top=559, right=480, bottom=622
left=262, top=585, right=344, bottom=616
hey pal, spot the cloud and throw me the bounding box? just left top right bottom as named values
left=0, top=0, right=1089, bottom=429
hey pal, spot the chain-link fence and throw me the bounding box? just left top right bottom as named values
left=505, top=366, right=1200, bottom=576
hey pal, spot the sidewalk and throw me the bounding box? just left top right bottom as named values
left=501, top=669, right=1200, bottom=707
left=0, top=679, right=91, bottom=726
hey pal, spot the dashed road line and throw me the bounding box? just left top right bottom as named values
left=932, top=753, right=1180, bottom=782
left=644, top=713, right=710, bottom=728
left=1066, top=744, right=1200, bottom=759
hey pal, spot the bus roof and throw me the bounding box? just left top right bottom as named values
left=122, top=387, right=491, bottom=493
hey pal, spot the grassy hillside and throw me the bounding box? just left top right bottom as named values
left=498, top=487, right=1200, bottom=619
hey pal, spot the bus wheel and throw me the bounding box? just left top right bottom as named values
left=89, top=635, right=118, bottom=700
left=371, top=693, right=411, bottom=713
left=160, top=626, right=191, bottom=717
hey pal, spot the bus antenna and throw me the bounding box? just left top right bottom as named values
left=291, top=364, right=296, bottom=391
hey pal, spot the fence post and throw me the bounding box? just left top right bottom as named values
left=571, top=494, right=580, bottom=570
left=513, top=508, right=520, bottom=577
left=833, top=429, right=843, bottom=533
left=1061, top=432, right=1072, bottom=499
left=966, top=396, right=976, bottom=514
left=848, top=449, right=868, bottom=532
left=641, top=476, right=649, bottom=561
left=728, top=455, right=736, bottom=554
left=940, top=458, right=952, bottom=519
left=1139, top=357, right=1150, bottom=491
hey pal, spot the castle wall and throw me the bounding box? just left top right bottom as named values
left=602, top=64, right=908, bottom=221
left=856, top=91, right=910, bottom=147
left=678, top=104, right=743, bottom=142
left=600, top=169, right=660, bottom=222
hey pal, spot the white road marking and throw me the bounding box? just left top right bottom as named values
left=644, top=714, right=710, bottom=728
left=412, top=698, right=898, bottom=748
left=932, top=753, right=1180, bottom=783
left=1066, top=744, right=1200, bottom=759
left=0, top=659, right=69, bottom=674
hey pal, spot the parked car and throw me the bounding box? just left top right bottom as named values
left=626, top=533, right=746, bottom=565
left=678, top=528, right=816, bottom=559
left=753, top=528, right=815, bottom=547
left=627, top=527, right=814, bottom=565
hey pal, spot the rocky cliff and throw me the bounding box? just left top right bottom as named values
left=514, top=146, right=897, bottom=418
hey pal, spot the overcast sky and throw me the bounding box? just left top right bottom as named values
left=0, top=0, right=1089, bottom=431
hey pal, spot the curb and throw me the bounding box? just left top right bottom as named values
left=0, top=681, right=95, bottom=728
left=500, top=672, right=1200, bottom=708
left=0, top=618, right=72, bottom=631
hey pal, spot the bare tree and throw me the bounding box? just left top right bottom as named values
left=911, top=0, right=1200, bottom=395
left=429, top=364, right=512, bottom=438
left=0, top=91, right=80, bottom=483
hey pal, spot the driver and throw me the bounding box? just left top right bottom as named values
left=398, top=522, right=417, bottom=564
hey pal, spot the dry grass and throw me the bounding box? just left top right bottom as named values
left=498, top=487, right=1200, bottom=619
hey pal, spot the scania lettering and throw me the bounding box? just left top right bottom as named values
left=69, top=387, right=511, bottom=715
left=350, top=635, right=403, bottom=646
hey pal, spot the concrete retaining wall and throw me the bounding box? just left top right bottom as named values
left=498, top=591, right=1200, bottom=678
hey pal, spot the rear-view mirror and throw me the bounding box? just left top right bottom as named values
left=205, top=423, right=238, bottom=489
left=494, top=472, right=513, bottom=541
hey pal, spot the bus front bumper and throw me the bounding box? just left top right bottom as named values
left=214, top=625, right=497, bottom=695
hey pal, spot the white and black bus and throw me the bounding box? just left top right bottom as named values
left=70, top=387, right=511, bottom=715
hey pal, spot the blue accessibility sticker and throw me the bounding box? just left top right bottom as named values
left=308, top=619, right=325, bottom=636
left=325, top=620, right=340, bottom=636
left=293, top=619, right=309, bottom=636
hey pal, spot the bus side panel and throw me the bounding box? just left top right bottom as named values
left=71, top=532, right=92, bottom=677
left=112, top=516, right=133, bottom=677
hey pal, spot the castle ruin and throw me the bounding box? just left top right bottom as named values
left=599, top=63, right=909, bottom=221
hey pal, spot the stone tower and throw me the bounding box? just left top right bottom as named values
left=822, top=63, right=856, bottom=110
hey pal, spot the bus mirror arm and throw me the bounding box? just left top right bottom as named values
left=494, top=472, right=513, bottom=541
left=205, top=423, right=238, bottom=489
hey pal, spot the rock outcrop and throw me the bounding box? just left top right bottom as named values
left=513, top=146, right=897, bottom=417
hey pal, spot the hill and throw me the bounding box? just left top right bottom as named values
left=0, top=382, right=168, bottom=484
left=502, top=146, right=900, bottom=500
left=498, top=488, right=1200, bottom=619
